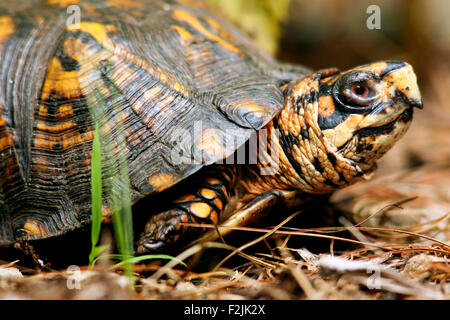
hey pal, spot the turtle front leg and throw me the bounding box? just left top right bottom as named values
left=136, top=166, right=235, bottom=254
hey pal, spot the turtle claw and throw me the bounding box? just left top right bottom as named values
left=136, top=239, right=166, bottom=254
left=136, top=209, right=189, bottom=254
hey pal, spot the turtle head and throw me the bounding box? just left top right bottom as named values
left=316, top=61, right=422, bottom=171
left=274, top=61, right=422, bottom=193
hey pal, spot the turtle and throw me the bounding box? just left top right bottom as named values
left=0, top=0, right=422, bottom=254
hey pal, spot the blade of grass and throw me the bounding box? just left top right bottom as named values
left=110, top=254, right=187, bottom=270
left=106, top=83, right=136, bottom=286
left=89, top=124, right=106, bottom=267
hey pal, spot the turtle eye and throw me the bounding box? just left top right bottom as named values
left=350, top=83, right=369, bottom=98
left=341, top=81, right=377, bottom=107
left=333, top=71, right=379, bottom=111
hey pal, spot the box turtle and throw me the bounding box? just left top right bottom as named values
left=0, top=0, right=422, bottom=254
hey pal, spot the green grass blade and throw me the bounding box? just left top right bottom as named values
left=111, top=255, right=187, bottom=269
left=89, top=124, right=103, bottom=267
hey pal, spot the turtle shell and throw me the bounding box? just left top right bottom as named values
left=0, top=0, right=307, bottom=244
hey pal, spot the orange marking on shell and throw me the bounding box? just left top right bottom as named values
left=171, top=25, right=195, bottom=42
left=66, top=22, right=117, bottom=49
left=0, top=16, right=15, bottom=44
left=38, top=105, right=48, bottom=118
left=172, top=10, right=243, bottom=56
left=203, top=17, right=222, bottom=31
left=23, top=220, right=47, bottom=237
left=200, top=188, right=216, bottom=200
left=46, top=0, right=79, bottom=7
left=33, top=133, right=55, bottom=149
left=0, top=136, right=12, bottom=150
left=37, top=121, right=77, bottom=133
left=106, top=0, right=143, bottom=8
left=190, top=202, right=211, bottom=219
left=318, top=96, right=335, bottom=118
left=41, top=58, right=81, bottom=101
left=141, top=87, right=162, bottom=106
left=241, top=103, right=267, bottom=114
left=148, top=172, right=175, bottom=192
left=172, top=82, right=186, bottom=93
left=62, top=37, right=89, bottom=61
left=62, top=130, right=95, bottom=149
left=56, top=104, right=74, bottom=120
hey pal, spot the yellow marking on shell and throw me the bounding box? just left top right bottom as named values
left=23, top=220, right=47, bottom=237
left=106, top=0, right=143, bottom=8
left=322, top=114, right=363, bottom=148
left=172, top=10, right=243, bottom=56
left=157, top=67, right=168, bottom=82
left=203, top=17, right=222, bottom=31
left=56, top=104, right=75, bottom=120
left=45, top=0, right=79, bottom=7
left=171, top=25, right=195, bottom=42
left=62, top=37, right=93, bottom=62
left=148, top=172, right=175, bottom=192
left=172, top=82, right=186, bottom=93
left=33, top=128, right=94, bottom=150
left=38, top=105, right=48, bottom=117
left=143, top=86, right=162, bottom=99
left=66, top=22, right=117, bottom=49
left=318, top=96, right=335, bottom=117
left=190, top=202, right=211, bottom=219
left=0, top=115, right=4, bottom=127
left=62, top=130, right=95, bottom=149
left=200, top=188, right=216, bottom=200
left=34, top=133, right=55, bottom=149
left=0, top=16, right=15, bottom=44
left=241, top=103, right=268, bottom=114
left=41, top=58, right=81, bottom=101
left=37, top=121, right=77, bottom=133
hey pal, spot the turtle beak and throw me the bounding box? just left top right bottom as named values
left=381, top=61, right=423, bottom=109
